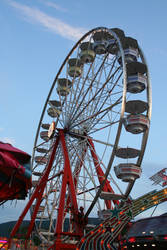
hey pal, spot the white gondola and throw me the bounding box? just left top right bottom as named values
left=68, top=58, right=83, bottom=77
left=115, top=147, right=140, bottom=159
left=79, top=42, right=95, bottom=63
left=106, top=28, right=125, bottom=54
left=41, top=123, right=50, bottom=130
left=47, top=107, right=61, bottom=118
left=47, top=100, right=62, bottom=118
left=127, top=74, right=147, bottom=93
left=100, top=192, right=125, bottom=200
left=114, top=163, right=142, bottom=182
left=124, top=114, right=150, bottom=134
left=36, top=147, right=48, bottom=153
left=118, top=37, right=138, bottom=64
left=49, top=100, right=61, bottom=108
left=118, top=48, right=138, bottom=64
left=93, top=31, right=107, bottom=54
left=40, top=131, right=49, bottom=141
left=105, top=37, right=117, bottom=54
left=125, top=100, right=148, bottom=114
left=56, top=78, right=72, bottom=96
left=35, top=156, right=48, bottom=165
left=124, top=48, right=138, bottom=62
left=127, top=62, right=147, bottom=93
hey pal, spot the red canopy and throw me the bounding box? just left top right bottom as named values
left=0, top=142, right=32, bottom=203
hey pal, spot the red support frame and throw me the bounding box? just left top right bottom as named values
left=7, top=130, right=119, bottom=250
left=8, top=135, right=60, bottom=248
left=48, top=130, right=85, bottom=249
left=54, top=130, right=81, bottom=237
left=65, top=144, right=88, bottom=217
left=88, top=138, right=119, bottom=208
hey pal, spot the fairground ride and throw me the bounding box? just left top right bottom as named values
left=8, top=27, right=152, bottom=249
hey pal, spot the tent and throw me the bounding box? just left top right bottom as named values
left=0, top=142, right=32, bottom=204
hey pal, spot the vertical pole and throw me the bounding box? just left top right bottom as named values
left=66, top=144, right=88, bottom=210
left=55, top=130, right=80, bottom=238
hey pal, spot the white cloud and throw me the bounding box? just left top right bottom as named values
left=0, top=137, right=16, bottom=145
left=44, top=1, right=68, bottom=13
left=8, top=0, right=87, bottom=41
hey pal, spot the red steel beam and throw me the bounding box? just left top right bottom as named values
left=65, top=143, right=88, bottom=215
left=8, top=136, right=60, bottom=248
left=88, top=138, right=119, bottom=208
left=54, top=130, right=82, bottom=242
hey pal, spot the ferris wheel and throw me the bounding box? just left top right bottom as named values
left=9, top=27, right=151, bottom=249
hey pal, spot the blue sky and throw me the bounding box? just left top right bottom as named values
left=0, top=0, right=167, bottom=223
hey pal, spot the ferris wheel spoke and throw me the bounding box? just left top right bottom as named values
left=88, top=119, right=120, bottom=136
left=65, top=65, right=97, bottom=125
left=64, top=61, right=121, bottom=130
left=88, top=98, right=122, bottom=131
left=69, top=67, right=121, bottom=128
left=68, top=137, right=99, bottom=192
left=70, top=91, right=121, bottom=135
left=69, top=53, right=109, bottom=124
left=66, top=57, right=96, bottom=122
left=91, top=71, right=123, bottom=121
left=86, top=63, right=121, bottom=123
